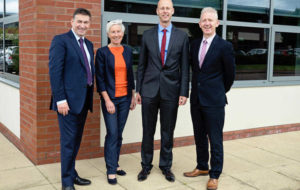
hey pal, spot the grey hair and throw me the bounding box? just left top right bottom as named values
left=106, top=19, right=125, bottom=34
left=200, top=7, right=218, bottom=20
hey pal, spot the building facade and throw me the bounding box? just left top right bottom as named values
left=0, top=0, right=300, bottom=164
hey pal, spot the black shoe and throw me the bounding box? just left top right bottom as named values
left=162, top=170, right=175, bottom=182
left=116, top=169, right=127, bottom=176
left=62, top=186, right=75, bottom=190
left=107, top=175, right=117, bottom=185
left=137, top=168, right=150, bottom=181
left=74, top=176, right=91, bottom=186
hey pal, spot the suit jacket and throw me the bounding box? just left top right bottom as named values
left=49, top=30, right=95, bottom=114
left=190, top=35, right=235, bottom=107
left=136, top=25, right=189, bottom=100
left=95, top=45, right=135, bottom=99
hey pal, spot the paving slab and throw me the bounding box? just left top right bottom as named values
left=0, top=152, right=34, bottom=171
left=226, top=144, right=298, bottom=168
left=38, top=159, right=101, bottom=184
left=87, top=157, right=106, bottom=174
left=22, top=184, right=56, bottom=190
left=0, top=139, right=21, bottom=155
left=223, top=154, right=261, bottom=174
left=218, top=175, right=258, bottom=190
left=0, top=167, right=49, bottom=190
left=229, top=168, right=300, bottom=190
left=272, top=163, right=300, bottom=181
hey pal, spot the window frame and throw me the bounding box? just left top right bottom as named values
left=0, top=0, right=19, bottom=86
left=269, top=25, right=300, bottom=82
left=101, top=0, right=300, bottom=88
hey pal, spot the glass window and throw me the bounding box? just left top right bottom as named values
left=227, top=26, right=269, bottom=80
left=0, top=22, right=3, bottom=72
left=104, top=0, right=223, bottom=19
left=5, top=0, right=18, bottom=16
left=111, top=22, right=222, bottom=78
left=274, top=0, right=300, bottom=26
left=0, top=0, right=3, bottom=18
left=227, top=0, right=269, bottom=23
left=273, top=32, right=300, bottom=77
left=4, top=22, right=19, bottom=75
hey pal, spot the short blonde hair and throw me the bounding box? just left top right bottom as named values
left=200, top=7, right=218, bottom=20
left=106, top=19, right=125, bottom=34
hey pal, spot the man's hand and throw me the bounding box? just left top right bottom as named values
left=136, top=93, right=142, bottom=104
left=57, top=102, right=70, bottom=116
left=130, top=95, right=136, bottom=110
left=178, top=96, right=187, bottom=106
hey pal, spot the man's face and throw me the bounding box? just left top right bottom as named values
left=199, top=12, right=219, bottom=38
left=156, top=0, right=174, bottom=25
left=71, top=14, right=91, bottom=37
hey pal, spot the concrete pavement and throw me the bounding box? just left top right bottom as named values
left=1, top=131, right=300, bottom=190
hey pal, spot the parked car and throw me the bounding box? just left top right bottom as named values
left=0, top=46, right=18, bottom=72
left=247, top=48, right=267, bottom=55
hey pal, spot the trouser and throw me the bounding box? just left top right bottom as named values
left=141, top=94, right=178, bottom=171
left=101, top=95, right=131, bottom=174
left=191, top=104, right=225, bottom=179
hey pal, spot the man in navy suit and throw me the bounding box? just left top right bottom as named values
left=49, top=8, right=94, bottom=190
left=136, top=0, right=189, bottom=183
left=183, top=7, right=235, bottom=190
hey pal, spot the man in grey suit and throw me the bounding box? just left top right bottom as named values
left=136, top=0, right=189, bottom=182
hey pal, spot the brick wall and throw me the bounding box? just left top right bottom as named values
left=19, top=0, right=102, bottom=164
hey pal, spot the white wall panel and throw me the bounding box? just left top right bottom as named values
left=100, top=85, right=300, bottom=146
left=0, top=82, right=20, bottom=138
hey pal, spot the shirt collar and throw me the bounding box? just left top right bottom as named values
left=202, top=33, right=216, bottom=44
left=71, top=28, right=85, bottom=41
left=158, top=23, right=172, bottom=32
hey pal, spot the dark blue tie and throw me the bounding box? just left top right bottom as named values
left=79, top=38, right=92, bottom=85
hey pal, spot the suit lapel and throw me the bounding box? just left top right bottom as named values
left=201, top=35, right=218, bottom=69
left=67, top=30, right=86, bottom=68
left=152, top=26, right=161, bottom=67
left=194, top=39, right=201, bottom=71
left=85, top=39, right=95, bottom=76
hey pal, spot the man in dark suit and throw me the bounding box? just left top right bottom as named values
left=183, top=7, right=235, bottom=190
left=136, top=0, right=189, bottom=183
left=49, top=8, right=94, bottom=190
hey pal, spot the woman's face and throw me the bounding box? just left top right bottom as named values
left=108, top=24, right=124, bottom=46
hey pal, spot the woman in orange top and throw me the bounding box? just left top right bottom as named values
left=95, top=19, right=136, bottom=185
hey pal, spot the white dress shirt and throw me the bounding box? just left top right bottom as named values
left=198, top=33, right=216, bottom=64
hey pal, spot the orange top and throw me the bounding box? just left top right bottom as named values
left=109, top=46, right=128, bottom=97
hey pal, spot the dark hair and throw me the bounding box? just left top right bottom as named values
left=73, top=8, right=91, bottom=18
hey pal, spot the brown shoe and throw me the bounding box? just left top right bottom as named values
left=183, top=168, right=209, bottom=177
left=207, top=178, right=218, bottom=190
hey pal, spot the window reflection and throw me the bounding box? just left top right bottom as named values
left=5, top=0, right=18, bottom=16
left=0, top=0, right=3, bottom=18
left=0, top=22, right=3, bottom=72
left=274, top=0, right=300, bottom=26
left=114, top=22, right=221, bottom=79
left=104, top=0, right=223, bottom=19
left=227, top=0, right=269, bottom=23
left=273, top=32, right=300, bottom=77
left=227, top=26, right=268, bottom=80
left=3, top=22, right=19, bottom=74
